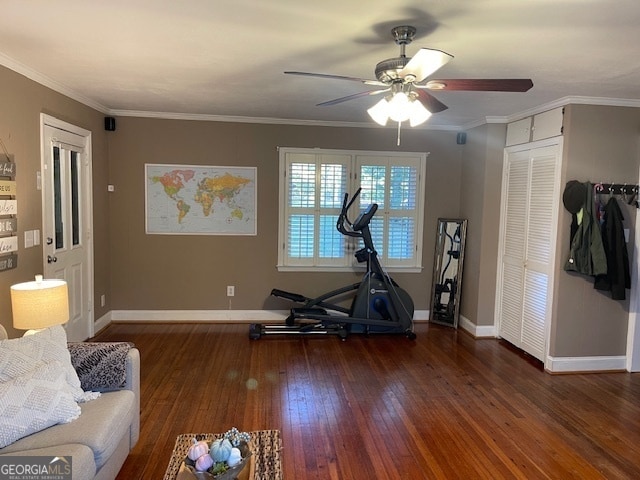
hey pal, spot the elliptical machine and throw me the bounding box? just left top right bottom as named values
left=249, top=189, right=416, bottom=340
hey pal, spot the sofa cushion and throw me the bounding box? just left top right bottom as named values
left=0, top=390, right=134, bottom=469
left=0, top=326, right=99, bottom=403
left=0, top=360, right=81, bottom=448
left=0, top=443, right=97, bottom=480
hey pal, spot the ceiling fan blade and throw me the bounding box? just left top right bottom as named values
left=399, top=48, right=453, bottom=83
left=317, top=88, right=390, bottom=107
left=421, top=79, right=534, bottom=92
left=414, top=89, right=448, bottom=113
left=285, top=71, right=385, bottom=86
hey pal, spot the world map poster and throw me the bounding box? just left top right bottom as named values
left=145, top=164, right=257, bottom=235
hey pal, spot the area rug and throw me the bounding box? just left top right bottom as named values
left=163, top=429, right=283, bottom=480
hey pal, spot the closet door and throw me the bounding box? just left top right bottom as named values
left=496, top=141, right=561, bottom=361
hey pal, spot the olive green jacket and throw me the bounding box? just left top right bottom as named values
left=564, top=181, right=607, bottom=276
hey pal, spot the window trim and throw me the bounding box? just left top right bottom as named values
left=277, top=147, right=427, bottom=273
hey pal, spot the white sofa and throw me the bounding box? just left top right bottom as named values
left=0, top=325, right=140, bottom=480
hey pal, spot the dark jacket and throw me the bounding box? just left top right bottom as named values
left=594, top=197, right=631, bottom=300
left=564, top=182, right=607, bottom=276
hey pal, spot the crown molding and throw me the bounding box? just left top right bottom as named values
left=0, top=52, right=110, bottom=114
left=109, top=109, right=460, bottom=131
left=462, top=96, right=640, bottom=131
left=2, top=53, right=638, bottom=132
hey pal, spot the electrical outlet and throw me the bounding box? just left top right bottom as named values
left=100, top=294, right=106, bottom=307
left=227, top=285, right=235, bottom=297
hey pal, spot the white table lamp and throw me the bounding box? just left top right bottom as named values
left=10, top=274, right=69, bottom=335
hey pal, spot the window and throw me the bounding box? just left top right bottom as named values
left=278, top=148, right=426, bottom=272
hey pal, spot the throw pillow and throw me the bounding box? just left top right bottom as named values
left=0, top=360, right=81, bottom=448
left=0, top=326, right=99, bottom=402
left=68, top=342, right=133, bottom=392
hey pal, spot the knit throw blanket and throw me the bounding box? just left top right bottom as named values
left=68, top=342, right=133, bottom=392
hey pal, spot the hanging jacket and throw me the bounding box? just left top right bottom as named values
left=564, top=181, right=608, bottom=276
left=594, top=197, right=631, bottom=300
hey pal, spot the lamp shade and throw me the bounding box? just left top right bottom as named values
left=11, top=276, right=69, bottom=330
left=408, top=99, right=432, bottom=127
left=387, top=92, right=412, bottom=122
left=367, top=91, right=433, bottom=128
left=367, top=98, right=390, bottom=126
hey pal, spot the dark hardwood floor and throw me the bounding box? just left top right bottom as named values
left=92, top=322, right=640, bottom=479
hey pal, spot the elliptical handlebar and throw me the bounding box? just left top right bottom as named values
left=337, top=188, right=363, bottom=238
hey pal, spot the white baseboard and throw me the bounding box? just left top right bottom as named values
left=93, top=311, right=113, bottom=335
left=545, top=355, right=627, bottom=373
left=110, top=310, right=290, bottom=323
left=459, top=315, right=497, bottom=338
left=100, top=308, right=431, bottom=326
left=413, top=310, right=429, bottom=322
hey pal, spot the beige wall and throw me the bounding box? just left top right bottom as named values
left=550, top=104, right=640, bottom=357
left=106, top=117, right=461, bottom=312
left=459, top=123, right=507, bottom=327
left=2, top=61, right=638, bottom=362
left=0, top=66, right=110, bottom=338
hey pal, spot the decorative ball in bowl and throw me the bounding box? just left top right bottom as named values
left=178, top=428, right=252, bottom=480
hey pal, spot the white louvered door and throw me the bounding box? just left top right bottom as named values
left=498, top=150, right=529, bottom=348
left=496, top=141, right=561, bottom=361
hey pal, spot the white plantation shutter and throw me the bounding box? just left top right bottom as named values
left=287, top=159, right=316, bottom=261
left=497, top=142, right=561, bottom=361
left=278, top=148, right=426, bottom=271
left=356, top=156, right=422, bottom=267
left=284, top=154, right=349, bottom=267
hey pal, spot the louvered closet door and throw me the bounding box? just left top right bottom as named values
left=498, top=151, right=529, bottom=348
left=497, top=142, right=561, bottom=361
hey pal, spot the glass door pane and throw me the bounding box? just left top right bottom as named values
left=53, top=146, right=64, bottom=250
left=70, top=151, right=80, bottom=246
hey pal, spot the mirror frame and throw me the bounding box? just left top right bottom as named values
left=429, top=218, right=467, bottom=328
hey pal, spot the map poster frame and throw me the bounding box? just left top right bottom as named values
left=145, top=164, right=257, bottom=236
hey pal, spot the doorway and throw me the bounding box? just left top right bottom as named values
left=40, top=114, right=94, bottom=342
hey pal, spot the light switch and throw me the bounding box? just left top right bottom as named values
left=24, top=230, right=34, bottom=248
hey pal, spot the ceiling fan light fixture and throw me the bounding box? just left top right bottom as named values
left=367, top=98, right=390, bottom=126
left=408, top=99, right=432, bottom=127
left=387, top=91, right=412, bottom=122
left=367, top=92, right=432, bottom=127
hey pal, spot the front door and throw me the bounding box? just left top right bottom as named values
left=41, top=115, right=94, bottom=342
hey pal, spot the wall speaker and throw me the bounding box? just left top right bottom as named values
left=456, top=132, right=467, bottom=145
left=104, top=117, right=116, bottom=131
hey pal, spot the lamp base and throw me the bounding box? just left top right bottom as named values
left=24, top=328, right=47, bottom=336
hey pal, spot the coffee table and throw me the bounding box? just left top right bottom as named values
left=163, top=430, right=283, bottom=480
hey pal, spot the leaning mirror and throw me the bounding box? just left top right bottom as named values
left=429, top=218, right=467, bottom=328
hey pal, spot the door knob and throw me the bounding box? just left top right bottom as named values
left=47, top=255, right=57, bottom=263
left=46, top=237, right=53, bottom=245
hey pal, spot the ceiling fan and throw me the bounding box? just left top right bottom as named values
left=285, top=25, right=533, bottom=127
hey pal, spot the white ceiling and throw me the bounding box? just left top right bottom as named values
left=2, top=0, right=640, bottom=130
